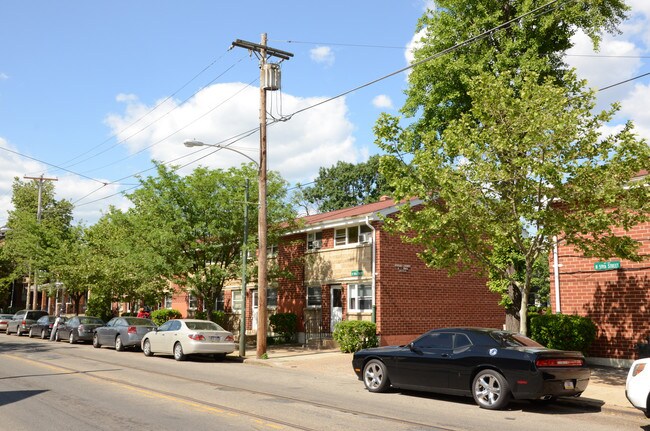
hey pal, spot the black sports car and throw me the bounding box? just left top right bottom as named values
left=352, top=327, right=590, bottom=410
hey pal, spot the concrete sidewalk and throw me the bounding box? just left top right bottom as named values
left=240, top=346, right=637, bottom=416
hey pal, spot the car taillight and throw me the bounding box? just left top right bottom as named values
left=225, top=335, right=234, bottom=342
left=21, top=320, right=26, bottom=326
left=536, top=358, right=584, bottom=367
left=188, top=334, right=205, bottom=341
left=127, top=326, right=137, bottom=334
left=632, top=363, right=646, bottom=377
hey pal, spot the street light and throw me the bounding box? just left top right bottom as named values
left=183, top=139, right=259, bottom=358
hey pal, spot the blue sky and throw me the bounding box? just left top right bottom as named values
left=1, top=0, right=648, bottom=226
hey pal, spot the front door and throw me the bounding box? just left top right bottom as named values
left=330, top=285, right=342, bottom=331
left=251, top=290, right=258, bottom=332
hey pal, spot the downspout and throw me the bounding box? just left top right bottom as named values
left=365, top=216, right=377, bottom=324
left=553, top=236, right=561, bottom=314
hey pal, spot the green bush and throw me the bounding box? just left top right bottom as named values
left=195, top=310, right=236, bottom=331
left=269, top=312, right=297, bottom=343
left=332, top=320, right=378, bottom=353
left=85, top=292, right=113, bottom=322
left=150, top=308, right=182, bottom=326
left=529, top=313, right=597, bottom=354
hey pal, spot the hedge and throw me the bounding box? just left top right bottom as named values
left=529, top=313, right=597, bottom=354
left=332, top=321, right=379, bottom=353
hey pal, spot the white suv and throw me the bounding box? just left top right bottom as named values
left=626, top=357, right=650, bottom=417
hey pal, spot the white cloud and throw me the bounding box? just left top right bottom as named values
left=0, top=138, right=127, bottom=226
left=405, top=27, right=427, bottom=78
left=105, top=82, right=359, bottom=186
left=0, top=73, right=8, bottom=80
left=372, top=94, right=394, bottom=109
left=310, top=46, right=335, bottom=66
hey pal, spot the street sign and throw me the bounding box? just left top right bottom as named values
left=351, top=270, right=363, bottom=276
left=594, top=261, right=621, bottom=271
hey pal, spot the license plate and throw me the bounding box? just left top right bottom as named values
left=563, top=380, right=575, bottom=390
left=210, top=336, right=221, bottom=342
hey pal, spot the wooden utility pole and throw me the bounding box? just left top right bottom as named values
left=231, top=34, right=292, bottom=358
left=24, top=174, right=58, bottom=310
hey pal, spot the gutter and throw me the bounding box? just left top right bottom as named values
left=553, top=235, right=561, bottom=313
left=365, top=216, right=377, bottom=323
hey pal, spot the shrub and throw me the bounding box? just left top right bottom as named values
left=85, top=292, right=113, bottom=322
left=150, top=309, right=182, bottom=326
left=529, top=313, right=597, bottom=354
left=333, top=320, right=378, bottom=353
left=269, top=312, right=298, bottom=343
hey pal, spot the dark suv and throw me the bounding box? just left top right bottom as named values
left=6, top=309, right=49, bottom=336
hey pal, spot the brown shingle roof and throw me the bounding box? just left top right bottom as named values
left=298, top=197, right=416, bottom=226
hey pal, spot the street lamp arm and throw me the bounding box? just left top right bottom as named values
left=183, top=140, right=259, bottom=167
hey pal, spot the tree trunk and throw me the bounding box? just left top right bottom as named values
left=505, top=280, right=522, bottom=332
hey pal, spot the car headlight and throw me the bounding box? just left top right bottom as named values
left=632, top=363, right=646, bottom=377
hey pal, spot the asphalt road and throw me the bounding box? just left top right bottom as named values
left=0, top=335, right=647, bottom=431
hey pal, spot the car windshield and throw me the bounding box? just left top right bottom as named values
left=185, top=321, right=221, bottom=331
left=490, top=331, right=544, bottom=348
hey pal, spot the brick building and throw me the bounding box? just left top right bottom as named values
left=198, top=196, right=504, bottom=346
left=549, top=170, right=649, bottom=366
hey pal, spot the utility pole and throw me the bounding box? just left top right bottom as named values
left=231, top=34, right=292, bottom=358
left=24, top=174, right=58, bottom=310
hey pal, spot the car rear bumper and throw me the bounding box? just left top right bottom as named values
left=511, top=368, right=590, bottom=399
left=183, top=341, right=236, bottom=355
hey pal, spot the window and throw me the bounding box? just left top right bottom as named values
left=307, top=286, right=322, bottom=307
left=414, top=332, right=454, bottom=349
left=188, top=293, right=198, bottom=310
left=214, top=291, right=225, bottom=312
left=267, top=287, right=278, bottom=308
left=232, top=290, right=242, bottom=312
left=164, top=296, right=172, bottom=309
left=267, top=244, right=278, bottom=258
left=335, top=225, right=372, bottom=247
left=348, top=284, right=372, bottom=311
left=307, top=231, right=323, bottom=250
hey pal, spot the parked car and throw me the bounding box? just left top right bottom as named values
left=352, top=327, right=590, bottom=410
left=93, top=317, right=157, bottom=351
left=626, top=357, right=650, bottom=417
left=56, top=316, right=105, bottom=344
left=5, top=310, right=49, bottom=336
left=29, top=315, right=66, bottom=339
left=0, top=313, right=14, bottom=332
left=141, top=319, right=236, bottom=361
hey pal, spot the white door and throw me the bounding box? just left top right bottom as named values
left=331, top=285, right=343, bottom=330
left=252, top=290, right=258, bottom=332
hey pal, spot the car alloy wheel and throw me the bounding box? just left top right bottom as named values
left=363, top=359, right=391, bottom=393
left=16, top=328, right=22, bottom=337
left=55, top=330, right=61, bottom=342
left=173, top=342, right=186, bottom=361
left=143, top=339, right=153, bottom=357
left=115, top=335, right=124, bottom=351
left=41, top=329, right=47, bottom=340
left=28, top=328, right=34, bottom=338
left=93, top=333, right=101, bottom=348
left=472, top=369, right=511, bottom=410
left=69, top=332, right=76, bottom=344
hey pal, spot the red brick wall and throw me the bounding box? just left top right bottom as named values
left=549, top=221, right=650, bottom=360
left=278, top=233, right=307, bottom=330
left=375, top=224, right=504, bottom=346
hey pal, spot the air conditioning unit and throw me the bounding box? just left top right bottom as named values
left=359, top=233, right=372, bottom=244
left=311, top=240, right=322, bottom=249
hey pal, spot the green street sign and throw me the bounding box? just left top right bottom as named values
left=594, top=261, right=621, bottom=271
left=351, top=270, right=363, bottom=276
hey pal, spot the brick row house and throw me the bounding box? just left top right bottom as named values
left=169, top=197, right=505, bottom=346
left=549, top=170, right=649, bottom=367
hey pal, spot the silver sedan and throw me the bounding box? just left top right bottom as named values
left=141, top=319, right=236, bottom=361
left=93, top=317, right=157, bottom=351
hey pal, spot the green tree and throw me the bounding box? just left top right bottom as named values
left=126, top=162, right=294, bottom=318
left=3, top=178, right=73, bottom=308
left=375, top=1, right=649, bottom=335
left=296, top=155, right=393, bottom=213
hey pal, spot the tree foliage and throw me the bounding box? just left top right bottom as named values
left=295, top=155, right=393, bottom=213
left=375, top=0, right=648, bottom=334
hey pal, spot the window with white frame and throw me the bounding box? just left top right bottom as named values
left=164, top=296, right=173, bottom=309
left=334, top=225, right=372, bottom=247
left=307, top=231, right=323, bottom=250
left=214, top=291, right=225, bottom=312
left=348, top=284, right=372, bottom=312
left=266, top=244, right=278, bottom=258
left=232, top=290, right=242, bottom=312
left=307, top=286, right=322, bottom=308
left=267, top=287, right=278, bottom=308
left=188, top=293, right=198, bottom=310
